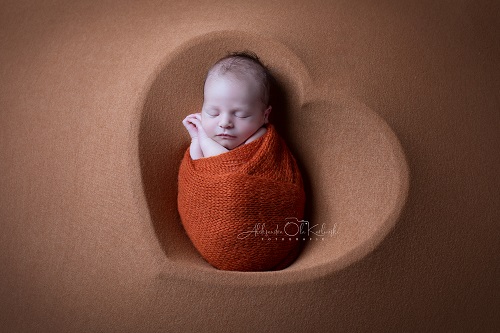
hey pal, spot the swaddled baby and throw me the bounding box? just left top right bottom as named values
left=178, top=51, right=306, bottom=271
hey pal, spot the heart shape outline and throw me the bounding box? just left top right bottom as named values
left=134, top=29, right=410, bottom=286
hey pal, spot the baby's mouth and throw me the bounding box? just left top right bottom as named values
left=217, top=133, right=236, bottom=139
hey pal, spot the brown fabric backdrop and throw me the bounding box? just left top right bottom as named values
left=1, top=0, right=498, bottom=332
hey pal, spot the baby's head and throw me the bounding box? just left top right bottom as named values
left=201, top=51, right=272, bottom=150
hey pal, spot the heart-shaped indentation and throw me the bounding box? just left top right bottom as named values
left=135, top=30, right=409, bottom=286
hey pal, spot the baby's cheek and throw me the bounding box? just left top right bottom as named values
left=201, top=122, right=214, bottom=136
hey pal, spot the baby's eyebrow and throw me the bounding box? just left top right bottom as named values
left=208, top=105, right=250, bottom=111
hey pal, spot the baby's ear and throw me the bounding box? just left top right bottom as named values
left=264, top=105, right=272, bottom=123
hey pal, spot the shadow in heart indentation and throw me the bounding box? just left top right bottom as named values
left=137, top=30, right=409, bottom=285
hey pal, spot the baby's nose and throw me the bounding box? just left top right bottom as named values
left=219, top=117, right=233, bottom=128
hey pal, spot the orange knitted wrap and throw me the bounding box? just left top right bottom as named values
left=177, top=124, right=306, bottom=271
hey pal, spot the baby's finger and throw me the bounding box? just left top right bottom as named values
left=190, top=118, right=206, bottom=134
left=183, top=118, right=198, bottom=129
left=190, top=117, right=201, bottom=126
left=184, top=116, right=198, bottom=125
left=185, top=114, right=197, bottom=119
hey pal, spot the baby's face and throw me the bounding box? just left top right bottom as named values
left=201, top=74, right=270, bottom=150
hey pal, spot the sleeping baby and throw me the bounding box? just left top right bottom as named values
left=182, top=52, right=272, bottom=159
left=178, top=51, right=306, bottom=272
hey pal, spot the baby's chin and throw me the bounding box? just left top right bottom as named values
left=215, top=137, right=244, bottom=150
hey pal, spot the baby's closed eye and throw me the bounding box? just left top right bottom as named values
left=205, top=110, right=218, bottom=117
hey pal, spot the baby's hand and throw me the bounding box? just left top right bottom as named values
left=188, top=113, right=229, bottom=158
left=182, top=113, right=200, bottom=140
left=182, top=113, right=204, bottom=160
left=188, top=113, right=209, bottom=140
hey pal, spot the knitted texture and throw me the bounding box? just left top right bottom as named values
left=177, top=123, right=306, bottom=271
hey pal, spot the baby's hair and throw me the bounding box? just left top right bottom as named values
left=205, top=50, right=271, bottom=108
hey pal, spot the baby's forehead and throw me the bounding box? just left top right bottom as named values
left=206, top=71, right=256, bottom=86
left=206, top=72, right=261, bottom=92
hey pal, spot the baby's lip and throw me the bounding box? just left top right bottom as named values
left=217, top=133, right=236, bottom=138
